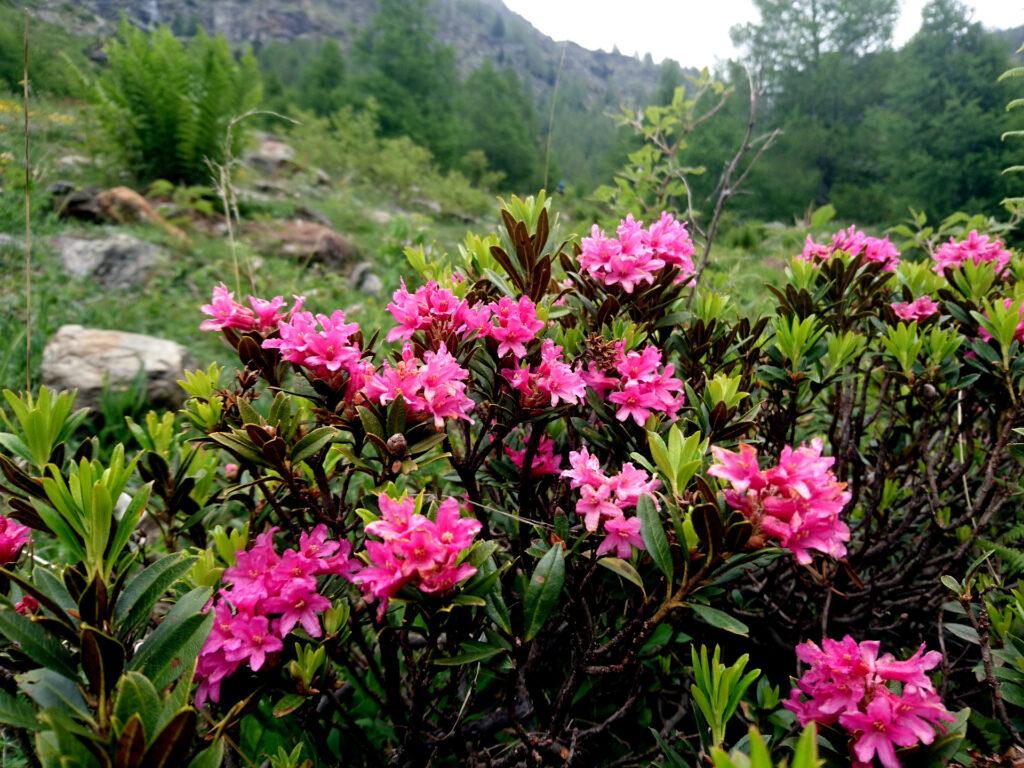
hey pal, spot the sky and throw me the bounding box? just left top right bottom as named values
left=501, top=0, right=1023, bottom=68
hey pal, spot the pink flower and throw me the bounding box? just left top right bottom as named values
left=196, top=526, right=353, bottom=705
left=597, top=516, right=645, bottom=559
left=222, top=613, right=283, bottom=671
left=786, top=636, right=954, bottom=768
left=801, top=227, right=901, bottom=271
left=561, top=448, right=659, bottom=537
left=265, top=581, right=331, bottom=637
left=200, top=283, right=255, bottom=332
left=200, top=284, right=302, bottom=332
left=563, top=446, right=608, bottom=489
left=480, top=296, right=545, bottom=359
left=0, top=516, right=30, bottom=564
left=352, top=493, right=483, bottom=617
left=14, top=595, right=38, bottom=615
left=502, top=340, right=587, bottom=408
left=263, top=309, right=370, bottom=397
left=505, top=431, right=562, bottom=476
left=582, top=342, right=685, bottom=425
left=891, top=297, right=939, bottom=322
left=580, top=212, right=695, bottom=292
left=224, top=463, right=239, bottom=480
left=709, top=438, right=850, bottom=565
left=933, top=230, right=1011, bottom=275
left=368, top=343, right=475, bottom=430
left=385, top=279, right=483, bottom=345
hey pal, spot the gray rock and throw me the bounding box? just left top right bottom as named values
left=368, top=209, right=393, bottom=226
left=41, top=325, right=189, bottom=410
left=244, top=135, right=296, bottom=174
left=350, top=261, right=384, bottom=296
left=53, top=233, right=164, bottom=290
left=246, top=219, right=360, bottom=269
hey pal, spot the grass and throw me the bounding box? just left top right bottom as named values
left=0, top=95, right=798, bottom=396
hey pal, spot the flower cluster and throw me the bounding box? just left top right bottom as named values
left=367, top=343, right=474, bottom=429
left=504, top=429, right=562, bottom=476
left=561, top=447, right=657, bottom=558
left=200, top=283, right=301, bottom=333
left=386, top=279, right=482, bottom=344
left=580, top=212, right=696, bottom=292
left=801, top=226, right=901, bottom=271
left=932, top=230, right=1012, bottom=275
left=352, top=495, right=482, bottom=618
left=0, top=515, right=30, bottom=565
left=583, top=342, right=685, bottom=426
left=786, top=636, right=953, bottom=768
left=708, top=438, right=850, bottom=565
left=262, top=309, right=373, bottom=395
left=196, top=526, right=354, bottom=706
left=502, top=340, right=588, bottom=408
left=477, top=296, right=545, bottom=359
left=891, top=296, right=939, bottom=323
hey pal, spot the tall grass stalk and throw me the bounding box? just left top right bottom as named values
left=22, top=11, right=32, bottom=393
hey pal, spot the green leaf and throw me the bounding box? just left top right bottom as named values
left=689, top=604, right=749, bottom=636
left=433, top=641, right=507, bottom=666
left=187, top=739, right=225, bottom=768
left=128, top=588, right=213, bottom=688
left=0, top=609, right=78, bottom=679
left=114, top=671, right=161, bottom=742
left=291, top=426, right=337, bottom=465
left=0, top=690, right=38, bottom=730
left=18, top=669, right=89, bottom=720
left=523, top=543, right=565, bottom=641
left=114, top=552, right=196, bottom=637
left=637, top=494, right=673, bottom=585
left=597, top=557, right=645, bottom=594
left=273, top=693, right=306, bottom=717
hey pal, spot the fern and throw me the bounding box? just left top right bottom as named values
left=979, top=526, right=1024, bottom=578
left=80, top=21, right=261, bottom=185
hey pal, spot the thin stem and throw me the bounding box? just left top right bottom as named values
left=22, top=11, right=32, bottom=392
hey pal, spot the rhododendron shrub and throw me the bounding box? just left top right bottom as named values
left=1, top=195, right=1021, bottom=766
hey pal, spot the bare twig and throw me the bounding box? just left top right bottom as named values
left=689, top=67, right=779, bottom=302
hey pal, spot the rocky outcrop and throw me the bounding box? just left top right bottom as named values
left=50, top=185, right=188, bottom=242
left=41, top=325, right=189, bottom=409
left=53, top=233, right=165, bottom=289
left=246, top=219, right=360, bottom=269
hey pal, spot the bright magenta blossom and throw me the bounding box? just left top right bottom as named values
left=386, top=279, right=483, bottom=345
left=504, top=429, right=562, bottom=476
left=580, top=212, right=695, bottom=292
left=708, top=438, right=850, bottom=565
left=353, top=494, right=482, bottom=618
left=200, top=283, right=302, bottom=332
left=367, top=343, right=474, bottom=429
left=891, top=297, right=939, bottom=322
left=785, top=636, right=953, bottom=768
left=479, top=296, right=545, bottom=359
left=932, top=230, right=1011, bottom=275
left=502, top=340, right=587, bottom=408
left=195, top=526, right=354, bottom=707
left=562, top=447, right=657, bottom=558
left=263, top=309, right=373, bottom=397
left=584, top=342, right=685, bottom=426
left=801, top=227, right=900, bottom=271
left=0, top=515, right=30, bottom=564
